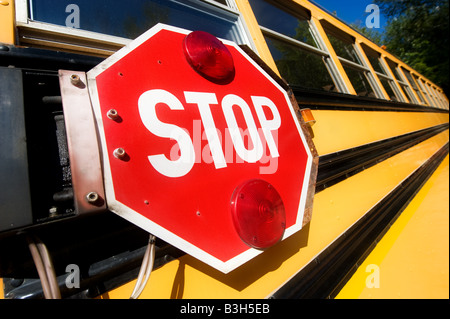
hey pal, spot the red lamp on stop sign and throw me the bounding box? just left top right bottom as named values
left=231, top=179, right=286, bottom=249
left=183, top=30, right=235, bottom=84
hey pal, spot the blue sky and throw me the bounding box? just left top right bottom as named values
left=311, top=0, right=387, bottom=31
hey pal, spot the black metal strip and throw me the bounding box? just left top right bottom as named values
left=3, top=238, right=184, bottom=299
left=270, top=142, right=449, bottom=299
left=292, top=86, right=449, bottom=113
left=316, top=123, right=449, bottom=192
left=0, top=44, right=103, bottom=72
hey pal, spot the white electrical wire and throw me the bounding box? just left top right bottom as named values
left=27, top=236, right=61, bottom=299
left=27, top=237, right=52, bottom=299
left=35, top=238, right=61, bottom=299
left=28, top=233, right=156, bottom=299
left=130, top=234, right=156, bottom=299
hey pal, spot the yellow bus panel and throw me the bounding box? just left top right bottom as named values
left=337, top=155, right=449, bottom=299
left=1, top=0, right=448, bottom=301
left=103, top=131, right=449, bottom=299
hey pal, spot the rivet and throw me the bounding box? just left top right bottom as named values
left=113, top=148, right=126, bottom=159
left=0, top=1, right=10, bottom=6
left=86, top=192, right=99, bottom=204
left=107, top=109, right=119, bottom=120
left=70, top=74, right=82, bottom=86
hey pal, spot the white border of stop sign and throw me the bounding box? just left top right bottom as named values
left=87, top=24, right=315, bottom=273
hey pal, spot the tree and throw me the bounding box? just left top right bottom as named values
left=374, top=0, right=449, bottom=95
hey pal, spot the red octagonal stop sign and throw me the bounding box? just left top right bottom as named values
left=88, top=24, right=317, bottom=273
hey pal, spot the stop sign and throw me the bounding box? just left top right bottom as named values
left=88, top=24, right=317, bottom=273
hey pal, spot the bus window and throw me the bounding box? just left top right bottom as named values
left=385, top=58, right=418, bottom=103
left=325, top=32, right=360, bottom=65
left=264, top=36, right=336, bottom=90
left=17, top=0, right=252, bottom=54
left=248, top=0, right=316, bottom=47
left=211, top=0, right=228, bottom=5
left=401, top=68, right=426, bottom=104
left=378, top=77, right=398, bottom=101
left=435, top=89, right=449, bottom=109
left=361, top=43, right=402, bottom=101
left=247, top=0, right=338, bottom=92
left=365, top=52, right=384, bottom=74
left=426, top=83, right=442, bottom=108
left=431, top=86, right=445, bottom=109
left=323, top=25, right=378, bottom=98
left=414, top=75, right=434, bottom=106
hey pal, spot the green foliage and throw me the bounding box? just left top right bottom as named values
left=374, top=0, right=449, bottom=95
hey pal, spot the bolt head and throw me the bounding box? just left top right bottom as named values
left=70, top=74, right=81, bottom=85
left=86, top=192, right=99, bottom=203
left=113, top=148, right=126, bottom=159
left=107, top=109, right=119, bottom=120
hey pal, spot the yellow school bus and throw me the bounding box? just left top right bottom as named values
left=1, top=0, right=448, bottom=301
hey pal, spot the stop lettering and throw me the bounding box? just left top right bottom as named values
left=88, top=24, right=317, bottom=273
left=138, top=90, right=281, bottom=177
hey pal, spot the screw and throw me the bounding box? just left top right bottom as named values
left=49, top=206, right=58, bottom=217
left=70, top=74, right=82, bottom=86
left=86, top=192, right=99, bottom=204
left=107, top=109, right=119, bottom=120
left=113, top=148, right=126, bottom=159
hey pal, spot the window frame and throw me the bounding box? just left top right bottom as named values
left=401, top=67, right=429, bottom=105
left=14, top=0, right=256, bottom=56
left=416, top=76, right=435, bottom=107
left=426, top=83, right=443, bottom=108
left=360, top=43, right=404, bottom=102
left=433, top=86, right=448, bottom=109
left=321, top=22, right=384, bottom=99
left=435, top=89, right=450, bottom=109
left=248, top=0, right=346, bottom=93
left=387, top=61, right=418, bottom=104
